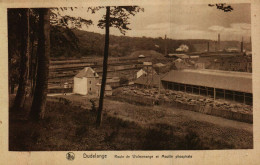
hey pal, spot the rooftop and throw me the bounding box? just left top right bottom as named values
left=134, top=73, right=164, bottom=87
left=75, top=67, right=99, bottom=78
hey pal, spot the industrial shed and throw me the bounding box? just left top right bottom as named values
left=161, top=69, right=252, bottom=105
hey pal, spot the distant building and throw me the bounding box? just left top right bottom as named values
left=96, top=84, right=113, bottom=96
left=102, top=77, right=120, bottom=88
left=73, top=67, right=99, bottom=95
left=154, top=63, right=166, bottom=67
left=176, top=44, right=189, bottom=52
left=143, top=61, right=152, bottom=66
left=174, top=58, right=195, bottom=70
left=225, top=48, right=239, bottom=53
left=136, top=67, right=157, bottom=79
left=138, top=54, right=145, bottom=58
left=190, top=55, right=200, bottom=59
left=137, top=69, right=147, bottom=79
left=195, top=62, right=205, bottom=69
left=134, top=73, right=162, bottom=88
left=208, top=56, right=252, bottom=73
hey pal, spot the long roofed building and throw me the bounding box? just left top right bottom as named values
left=161, top=69, right=252, bottom=105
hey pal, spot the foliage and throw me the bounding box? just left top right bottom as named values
left=56, top=29, right=197, bottom=58
left=50, top=8, right=93, bottom=29
left=8, top=9, right=27, bottom=90
left=119, top=76, right=129, bottom=85
left=208, top=3, right=233, bottom=12
left=50, top=26, right=80, bottom=57
left=90, top=99, right=96, bottom=112
left=97, top=6, right=144, bottom=35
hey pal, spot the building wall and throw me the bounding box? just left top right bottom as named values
left=195, top=63, right=205, bottom=69
left=73, top=77, right=88, bottom=95
left=208, top=56, right=251, bottom=72
left=105, top=90, right=113, bottom=96
left=161, top=80, right=252, bottom=105
left=73, top=77, right=99, bottom=95
left=86, top=77, right=100, bottom=95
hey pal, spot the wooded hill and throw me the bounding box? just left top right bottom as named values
left=50, top=28, right=202, bottom=58
left=51, top=28, right=251, bottom=59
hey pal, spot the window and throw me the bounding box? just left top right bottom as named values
left=90, top=81, right=91, bottom=84
left=90, top=88, right=91, bottom=91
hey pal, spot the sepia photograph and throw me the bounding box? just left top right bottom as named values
left=7, top=2, right=253, bottom=152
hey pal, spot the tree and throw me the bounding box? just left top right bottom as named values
left=29, top=8, right=92, bottom=120
left=96, top=6, right=110, bottom=126
left=208, top=3, right=233, bottom=12
left=8, top=9, right=21, bottom=95
left=12, top=9, right=30, bottom=111
left=96, top=6, right=143, bottom=127
left=119, top=76, right=129, bottom=85
left=30, top=8, right=51, bottom=120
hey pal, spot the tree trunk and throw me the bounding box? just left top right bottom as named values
left=30, top=8, right=50, bottom=120
left=12, top=9, right=30, bottom=111
left=96, top=6, right=110, bottom=127
left=30, top=31, right=36, bottom=97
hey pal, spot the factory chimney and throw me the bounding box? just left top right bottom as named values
left=164, top=34, right=167, bottom=56
left=241, top=36, right=244, bottom=53
left=218, top=33, right=220, bottom=51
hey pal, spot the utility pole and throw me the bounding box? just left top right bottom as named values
left=158, top=67, right=160, bottom=95
left=218, top=33, right=220, bottom=51
left=207, top=41, right=210, bottom=52
left=164, top=35, right=167, bottom=56
left=241, top=36, right=244, bottom=53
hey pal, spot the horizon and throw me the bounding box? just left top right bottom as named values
left=73, top=28, right=251, bottom=43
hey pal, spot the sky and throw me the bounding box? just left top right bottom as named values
left=58, top=3, right=251, bottom=42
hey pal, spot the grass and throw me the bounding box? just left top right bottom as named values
left=9, top=96, right=253, bottom=151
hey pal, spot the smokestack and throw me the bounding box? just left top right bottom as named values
left=218, top=33, right=220, bottom=51
left=207, top=42, right=210, bottom=52
left=164, top=35, right=167, bottom=56
left=241, top=36, right=244, bottom=53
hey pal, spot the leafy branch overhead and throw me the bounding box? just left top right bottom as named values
left=97, top=6, right=144, bottom=35
left=50, top=8, right=93, bottom=29
left=208, top=3, right=233, bottom=12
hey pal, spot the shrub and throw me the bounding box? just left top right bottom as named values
left=119, top=76, right=129, bottom=85
left=90, top=99, right=96, bottom=112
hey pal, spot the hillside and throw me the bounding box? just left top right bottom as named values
left=50, top=28, right=251, bottom=58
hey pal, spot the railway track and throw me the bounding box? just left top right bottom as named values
left=48, top=67, right=141, bottom=79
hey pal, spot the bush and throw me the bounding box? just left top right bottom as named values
left=119, top=76, right=129, bottom=85
left=90, top=99, right=96, bottom=112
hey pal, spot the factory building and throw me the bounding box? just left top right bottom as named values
left=161, top=69, right=252, bottom=105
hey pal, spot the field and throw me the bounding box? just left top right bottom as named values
left=9, top=94, right=253, bottom=151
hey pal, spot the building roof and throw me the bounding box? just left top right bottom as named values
left=143, top=62, right=152, bottom=66
left=154, top=63, right=166, bottom=67
left=168, top=54, right=190, bottom=59
left=134, top=73, right=162, bottom=87
left=96, top=84, right=112, bottom=91
left=161, top=69, right=252, bottom=93
left=75, top=67, right=99, bottom=78
left=139, top=67, right=157, bottom=74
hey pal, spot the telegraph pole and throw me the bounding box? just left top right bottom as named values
left=164, top=35, right=167, bottom=56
